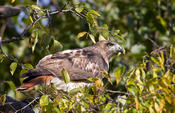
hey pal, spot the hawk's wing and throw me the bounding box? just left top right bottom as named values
left=33, top=49, right=108, bottom=81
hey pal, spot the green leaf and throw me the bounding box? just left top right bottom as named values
left=116, top=34, right=126, bottom=41
left=0, top=94, right=6, bottom=105
left=170, top=45, right=173, bottom=57
left=88, top=77, right=98, bottom=82
left=127, top=80, right=138, bottom=96
left=158, top=16, right=167, bottom=28
left=5, top=81, right=16, bottom=91
left=10, top=62, right=17, bottom=75
left=75, top=7, right=84, bottom=13
left=49, top=38, right=63, bottom=54
left=31, top=5, right=41, bottom=10
left=118, top=95, right=126, bottom=105
left=127, top=85, right=138, bottom=96
left=151, top=57, right=160, bottom=65
left=68, top=88, right=81, bottom=94
left=95, top=78, right=104, bottom=88
left=160, top=51, right=165, bottom=69
left=98, top=34, right=106, bottom=41
left=32, top=32, right=38, bottom=53
left=40, top=95, right=49, bottom=107
left=20, top=69, right=28, bottom=75
left=86, top=13, right=95, bottom=27
left=0, top=54, right=4, bottom=62
left=40, top=36, right=51, bottom=48
left=114, top=66, right=125, bottom=85
left=114, top=30, right=120, bottom=34
left=101, top=69, right=113, bottom=85
left=100, top=24, right=109, bottom=39
left=54, top=107, right=61, bottom=113
left=77, top=32, right=87, bottom=39
left=113, top=30, right=126, bottom=41
left=24, top=63, right=34, bottom=70
left=89, top=34, right=96, bottom=43
left=88, top=10, right=101, bottom=16
left=61, top=68, right=70, bottom=84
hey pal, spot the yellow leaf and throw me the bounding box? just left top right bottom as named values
left=159, top=99, right=165, bottom=111
left=114, top=66, right=125, bottom=85
left=29, top=16, right=33, bottom=23
left=160, top=51, right=164, bottom=63
left=173, top=98, right=175, bottom=107
left=0, top=94, right=6, bottom=105
left=151, top=57, right=160, bottom=65
left=95, top=79, right=104, bottom=88
left=149, top=106, right=155, bottom=113
left=114, top=70, right=122, bottom=85
left=101, top=70, right=113, bottom=85
left=155, top=99, right=165, bottom=113
left=75, top=7, right=84, bottom=13
left=89, top=34, right=96, bottom=43
left=154, top=102, right=159, bottom=112
left=170, top=45, right=173, bottom=57
left=11, top=0, right=15, bottom=3
left=77, top=32, right=87, bottom=39
left=158, top=52, right=165, bottom=71
left=88, top=10, right=101, bottom=16
left=165, top=95, right=172, bottom=104
left=98, top=34, right=106, bottom=41
left=135, top=97, right=139, bottom=109
left=116, top=34, right=126, bottom=41
left=158, top=16, right=167, bottom=28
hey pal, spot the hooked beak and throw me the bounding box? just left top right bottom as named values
left=118, top=47, right=124, bottom=55
left=114, top=44, right=124, bottom=55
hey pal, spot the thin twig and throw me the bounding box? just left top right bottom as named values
left=1, top=16, right=43, bottom=43
left=15, top=96, right=39, bottom=113
left=1, top=5, right=89, bottom=44
left=147, top=37, right=159, bottom=48
left=106, top=90, right=131, bottom=95
left=0, top=20, right=6, bottom=38
left=1, top=9, right=70, bottom=44
left=0, top=36, right=8, bottom=58
left=62, top=93, right=96, bottom=112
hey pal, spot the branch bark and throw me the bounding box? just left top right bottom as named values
left=0, top=5, right=22, bottom=18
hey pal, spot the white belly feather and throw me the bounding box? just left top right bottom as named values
left=50, top=77, right=93, bottom=92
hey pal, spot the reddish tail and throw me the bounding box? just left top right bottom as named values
left=17, top=75, right=53, bottom=91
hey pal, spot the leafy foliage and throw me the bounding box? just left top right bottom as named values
left=0, top=0, right=175, bottom=112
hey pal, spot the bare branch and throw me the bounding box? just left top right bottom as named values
left=50, top=0, right=61, bottom=10
left=0, top=5, right=22, bottom=18
left=0, top=20, right=6, bottom=37
left=147, top=37, right=159, bottom=48
left=1, top=9, right=70, bottom=44
left=0, top=36, right=8, bottom=58
left=106, top=90, right=131, bottom=95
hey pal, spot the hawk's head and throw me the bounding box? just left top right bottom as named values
left=94, top=40, right=123, bottom=59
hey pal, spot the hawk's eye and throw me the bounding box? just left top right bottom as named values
left=107, top=43, right=114, bottom=47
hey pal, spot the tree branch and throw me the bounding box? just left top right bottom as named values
left=0, top=5, right=22, bottom=18
left=105, top=90, right=131, bottom=95
left=1, top=9, right=70, bottom=44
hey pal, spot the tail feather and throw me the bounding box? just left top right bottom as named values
left=17, top=75, right=53, bottom=91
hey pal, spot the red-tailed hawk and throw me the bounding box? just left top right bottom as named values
left=17, top=40, right=123, bottom=91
